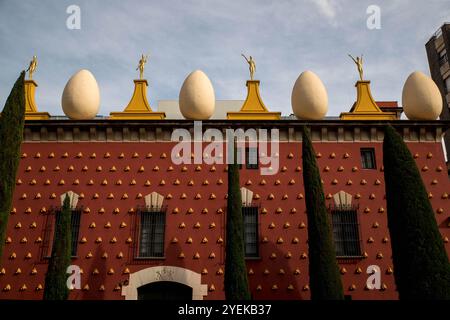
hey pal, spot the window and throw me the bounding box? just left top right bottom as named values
left=227, top=146, right=258, bottom=169
left=330, top=206, right=362, bottom=258
left=227, top=146, right=243, bottom=169
left=439, top=49, right=448, bottom=67
left=246, top=147, right=259, bottom=169
left=138, top=209, right=166, bottom=258
left=54, top=209, right=81, bottom=257
left=236, top=147, right=243, bottom=169
left=360, top=148, right=376, bottom=169
left=242, top=206, right=259, bottom=258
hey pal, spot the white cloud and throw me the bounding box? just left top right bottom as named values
left=310, top=0, right=336, bottom=19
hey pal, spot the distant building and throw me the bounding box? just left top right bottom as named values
left=425, top=23, right=450, bottom=169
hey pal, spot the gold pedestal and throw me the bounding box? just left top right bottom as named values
left=24, top=80, right=50, bottom=120
left=226, top=111, right=281, bottom=120
left=110, top=79, right=166, bottom=120
left=340, top=81, right=397, bottom=120
left=109, top=111, right=166, bottom=120
left=227, top=80, right=281, bottom=120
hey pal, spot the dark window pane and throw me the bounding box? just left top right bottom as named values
left=139, top=210, right=166, bottom=258
left=360, top=148, right=376, bottom=169
left=237, top=147, right=243, bottom=169
left=246, top=147, right=259, bottom=169
left=55, top=209, right=81, bottom=257
left=70, top=210, right=81, bottom=256
left=439, top=50, right=448, bottom=66
left=227, top=146, right=244, bottom=169
left=242, top=206, right=259, bottom=257
left=331, top=208, right=362, bottom=258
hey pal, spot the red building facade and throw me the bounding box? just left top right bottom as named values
left=0, top=119, right=449, bottom=300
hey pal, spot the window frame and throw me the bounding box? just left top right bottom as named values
left=329, top=204, right=363, bottom=259
left=242, top=205, right=260, bottom=259
left=227, top=145, right=259, bottom=169
left=439, top=49, right=448, bottom=66
left=360, top=148, right=377, bottom=170
left=227, top=146, right=244, bottom=169
left=41, top=206, right=82, bottom=260
left=236, top=147, right=243, bottom=169
left=245, top=147, right=259, bottom=169
left=135, top=206, right=167, bottom=259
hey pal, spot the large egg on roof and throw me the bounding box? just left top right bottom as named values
left=402, top=71, right=442, bottom=120
left=179, top=70, right=215, bottom=120
left=61, top=69, right=100, bottom=120
left=291, top=71, right=328, bottom=120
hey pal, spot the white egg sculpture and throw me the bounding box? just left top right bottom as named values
left=179, top=70, right=215, bottom=120
left=402, top=71, right=442, bottom=120
left=62, top=69, right=100, bottom=120
left=291, top=71, right=328, bottom=120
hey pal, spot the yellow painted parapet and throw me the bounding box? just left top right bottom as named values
left=227, top=80, right=281, bottom=120
left=109, top=79, right=165, bottom=120
left=24, top=80, right=50, bottom=120
left=340, top=81, right=397, bottom=120
left=25, top=80, right=38, bottom=112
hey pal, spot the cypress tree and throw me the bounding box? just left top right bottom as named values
left=301, top=126, right=344, bottom=300
left=224, top=143, right=251, bottom=300
left=0, top=71, right=25, bottom=261
left=43, top=194, right=72, bottom=300
left=383, top=125, right=450, bottom=299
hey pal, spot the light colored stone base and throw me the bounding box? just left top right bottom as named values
left=121, top=266, right=208, bottom=300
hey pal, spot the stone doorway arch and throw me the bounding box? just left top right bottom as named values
left=121, top=266, right=208, bottom=300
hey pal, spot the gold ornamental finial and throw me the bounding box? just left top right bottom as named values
left=26, top=55, right=38, bottom=80
left=241, top=53, right=256, bottom=80
left=136, top=54, right=149, bottom=79
left=348, top=54, right=364, bottom=81
left=109, top=56, right=166, bottom=119
left=23, top=56, right=51, bottom=119
left=340, top=53, right=398, bottom=120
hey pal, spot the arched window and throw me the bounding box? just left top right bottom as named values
left=330, top=191, right=362, bottom=258
left=41, top=191, right=81, bottom=259
left=136, top=192, right=166, bottom=258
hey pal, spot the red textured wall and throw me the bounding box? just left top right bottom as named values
left=0, top=140, right=449, bottom=300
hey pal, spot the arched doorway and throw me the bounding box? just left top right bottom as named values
left=137, top=281, right=193, bottom=300
left=121, top=266, right=208, bottom=300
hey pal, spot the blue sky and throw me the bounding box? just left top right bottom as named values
left=0, top=0, right=449, bottom=116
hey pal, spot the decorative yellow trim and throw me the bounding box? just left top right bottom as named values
left=240, top=80, right=269, bottom=112
left=227, top=80, right=281, bottom=120
left=339, top=112, right=397, bottom=120
left=340, top=81, right=397, bottom=120
left=109, top=111, right=166, bottom=120
left=109, top=79, right=166, bottom=120
left=24, top=80, right=50, bottom=120
left=226, top=111, right=281, bottom=120
left=25, top=80, right=38, bottom=113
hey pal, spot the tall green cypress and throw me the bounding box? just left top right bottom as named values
left=383, top=125, right=450, bottom=299
left=0, top=71, right=26, bottom=261
left=301, top=126, right=344, bottom=300
left=224, top=143, right=251, bottom=300
left=43, top=194, right=72, bottom=300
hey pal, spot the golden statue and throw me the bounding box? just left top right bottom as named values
left=136, top=54, right=149, bottom=79
left=242, top=54, right=256, bottom=80
left=26, top=55, right=38, bottom=80
left=348, top=54, right=364, bottom=81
